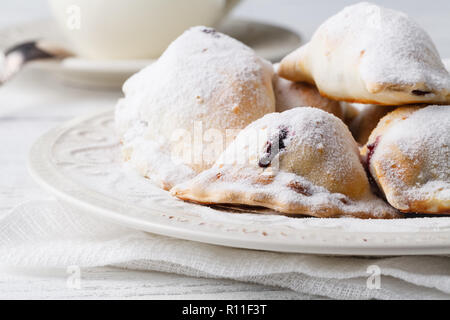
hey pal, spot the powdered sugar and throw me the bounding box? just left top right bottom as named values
left=175, top=166, right=396, bottom=218
left=172, top=107, right=397, bottom=218
left=118, top=26, right=274, bottom=136
left=219, top=108, right=361, bottom=184
left=116, top=26, right=275, bottom=189
left=377, top=106, right=450, bottom=205
left=321, top=2, right=450, bottom=91
left=444, top=58, right=450, bottom=73
left=279, top=2, right=450, bottom=105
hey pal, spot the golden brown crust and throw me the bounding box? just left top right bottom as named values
left=171, top=166, right=400, bottom=219
left=349, top=105, right=398, bottom=145
left=174, top=192, right=400, bottom=219
left=273, top=76, right=344, bottom=120
left=361, top=107, right=420, bottom=157
left=318, top=90, right=443, bottom=106
left=399, top=200, right=449, bottom=215
left=363, top=106, right=450, bottom=214
left=278, top=53, right=448, bottom=106
left=171, top=108, right=400, bottom=219
left=278, top=3, right=450, bottom=106
left=278, top=48, right=314, bottom=84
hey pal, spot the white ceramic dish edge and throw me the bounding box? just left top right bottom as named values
left=28, top=110, right=450, bottom=256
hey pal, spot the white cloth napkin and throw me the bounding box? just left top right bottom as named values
left=0, top=200, right=449, bottom=300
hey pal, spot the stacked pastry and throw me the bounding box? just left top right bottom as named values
left=116, top=2, right=449, bottom=218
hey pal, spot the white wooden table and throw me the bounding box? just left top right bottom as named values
left=0, top=0, right=449, bottom=299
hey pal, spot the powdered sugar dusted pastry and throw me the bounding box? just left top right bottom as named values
left=272, top=64, right=343, bottom=119
left=279, top=2, right=450, bottom=105
left=349, top=105, right=397, bottom=145
left=116, top=26, right=275, bottom=190
left=444, top=58, right=450, bottom=73
left=362, top=106, right=450, bottom=214
left=172, top=107, right=398, bottom=218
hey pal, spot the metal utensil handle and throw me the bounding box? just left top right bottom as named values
left=0, top=40, right=72, bottom=85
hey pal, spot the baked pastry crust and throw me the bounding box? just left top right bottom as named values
left=272, top=64, right=344, bottom=119
left=172, top=107, right=398, bottom=218
left=115, top=26, right=275, bottom=190
left=349, top=104, right=397, bottom=145
left=278, top=2, right=450, bottom=106
left=362, top=105, right=450, bottom=214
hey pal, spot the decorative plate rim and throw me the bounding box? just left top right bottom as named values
left=28, top=110, right=450, bottom=256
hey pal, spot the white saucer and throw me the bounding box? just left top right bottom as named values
left=28, top=110, right=450, bottom=256
left=0, top=19, right=301, bottom=88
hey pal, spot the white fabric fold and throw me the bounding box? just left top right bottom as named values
left=0, top=200, right=449, bottom=300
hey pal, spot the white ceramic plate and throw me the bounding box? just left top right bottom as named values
left=0, top=19, right=301, bottom=88
left=28, top=110, right=450, bottom=256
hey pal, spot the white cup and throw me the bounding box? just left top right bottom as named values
left=48, top=0, right=240, bottom=60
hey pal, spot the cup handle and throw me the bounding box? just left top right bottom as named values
left=223, top=0, right=241, bottom=16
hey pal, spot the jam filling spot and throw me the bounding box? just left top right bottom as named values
left=258, top=126, right=289, bottom=168
left=288, top=181, right=312, bottom=196
left=364, top=136, right=383, bottom=195
left=365, top=136, right=380, bottom=169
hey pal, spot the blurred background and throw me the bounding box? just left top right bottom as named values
left=1, top=0, right=449, bottom=89
left=1, top=0, right=449, bottom=57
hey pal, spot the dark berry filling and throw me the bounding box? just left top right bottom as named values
left=258, top=126, right=289, bottom=168
left=364, top=136, right=382, bottom=195
left=365, top=136, right=380, bottom=169
left=201, top=28, right=221, bottom=38
left=411, top=90, right=432, bottom=96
